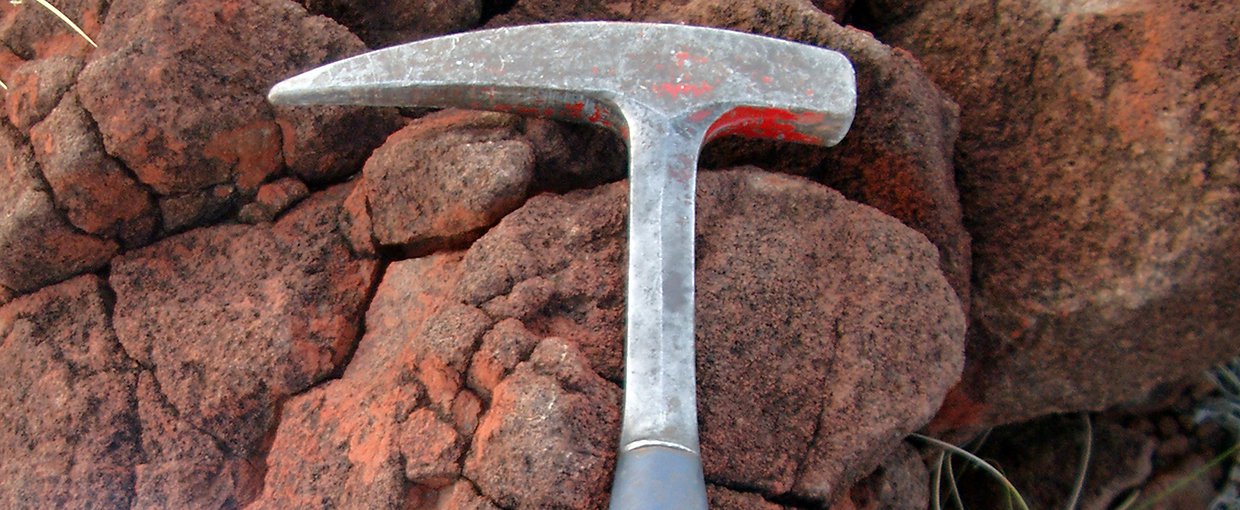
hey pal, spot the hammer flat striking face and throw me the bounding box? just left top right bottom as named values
left=270, top=22, right=855, bottom=509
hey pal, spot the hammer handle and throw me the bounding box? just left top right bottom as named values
left=609, top=445, right=709, bottom=509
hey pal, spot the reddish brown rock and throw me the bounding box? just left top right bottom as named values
left=0, top=124, right=117, bottom=293
left=521, top=118, right=626, bottom=192
left=29, top=93, right=157, bottom=247
left=301, top=0, right=482, bottom=48
left=110, top=184, right=377, bottom=463
left=484, top=0, right=628, bottom=27
left=828, top=444, right=928, bottom=510
left=0, top=275, right=140, bottom=509
left=4, top=56, right=81, bottom=132
left=879, top=0, right=1240, bottom=427
left=645, top=0, right=970, bottom=310
left=708, top=487, right=785, bottom=510
left=77, top=0, right=400, bottom=224
left=812, top=0, right=854, bottom=20
left=0, top=0, right=103, bottom=60
left=237, top=177, right=310, bottom=224
left=361, top=110, right=535, bottom=253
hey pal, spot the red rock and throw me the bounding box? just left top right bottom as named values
left=4, top=56, right=81, bottom=132
left=110, top=184, right=377, bottom=464
left=0, top=0, right=103, bottom=60
left=708, top=487, right=785, bottom=510
left=646, top=0, right=971, bottom=313
left=0, top=275, right=140, bottom=509
left=361, top=110, right=535, bottom=253
left=338, top=181, right=378, bottom=256
left=879, top=0, right=1240, bottom=427
left=0, top=124, right=117, bottom=293
left=76, top=0, right=400, bottom=223
left=463, top=338, right=621, bottom=510
left=237, top=177, right=310, bottom=224
left=29, top=93, right=157, bottom=247
left=301, top=0, right=482, bottom=48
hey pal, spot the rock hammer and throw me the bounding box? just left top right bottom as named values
left=269, top=22, right=856, bottom=509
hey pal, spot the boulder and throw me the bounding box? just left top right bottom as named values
left=0, top=276, right=141, bottom=509
left=258, top=169, right=964, bottom=507
left=0, top=0, right=103, bottom=60
left=877, top=0, right=1240, bottom=427
left=110, top=184, right=378, bottom=505
left=645, top=0, right=970, bottom=310
left=361, top=110, right=535, bottom=254
left=300, top=0, right=482, bottom=48
left=0, top=124, right=117, bottom=293
left=77, top=0, right=401, bottom=230
left=4, top=56, right=81, bottom=132
left=29, top=93, right=157, bottom=247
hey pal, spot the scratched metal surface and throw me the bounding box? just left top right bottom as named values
left=268, top=20, right=855, bottom=462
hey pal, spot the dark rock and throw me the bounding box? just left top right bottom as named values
left=237, top=177, right=310, bottom=224
left=29, top=93, right=157, bottom=247
left=644, top=0, right=970, bottom=311
left=484, top=0, right=628, bottom=27
left=812, top=0, right=854, bottom=20
left=0, top=0, right=103, bottom=60
left=521, top=118, right=626, bottom=193
left=707, top=487, right=784, bottom=509
left=0, top=275, right=140, bottom=509
left=361, top=110, right=534, bottom=253
left=4, top=56, right=81, bottom=132
left=110, top=184, right=378, bottom=462
left=828, top=444, right=928, bottom=510
left=156, top=184, right=237, bottom=234
left=300, top=0, right=482, bottom=48
left=879, top=0, right=1240, bottom=428
left=0, top=124, right=117, bottom=293
left=77, top=0, right=400, bottom=220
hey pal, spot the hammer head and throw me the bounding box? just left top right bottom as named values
left=269, top=22, right=855, bottom=146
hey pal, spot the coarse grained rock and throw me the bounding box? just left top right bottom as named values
left=301, top=0, right=482, bottom=48
left=0, top=275, right=141, bottom=509
left=483, top=0, right=629, bottom=27
left=256, top=169, right=964, bottom=507
left=237, top=177, right=310, bottom=224
left=77, top=0, right=400, bottom=230
left=29, top=93, right=157, bottom=247
left=877, top=0, right=1240, bottom=428
left=361, top=110, right=535, bottom=253
left=827, top=444, right=929, bottom=510
left=645, top=0, right=970, bottom=311
left=0, top=123, right=117, bottom=294
left=4, top=56, right=82, bottom=133
left=110, top=183, right=377, bottom=485
left=0, top=0, right=104, bottom=60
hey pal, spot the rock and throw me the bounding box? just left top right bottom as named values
left=457, top=169, right=965, bottom=503
left=484, top=0, right=628, bottom=27
left=29, top=93, right=157, bottom=247
left=708, top=487, right=784, bottom=509
left=4, top=56, right=81, bottom=132
left=237, top=177, right=310, bottom=224
left=77, top=0, right=400, bottom=224
left=829, top=444, right=928, bottom=510
left=644, top=0, right=970, bottom=310
left=521, top=118, right=626, bottom=193
left=812, top=0, right=854, bottom=20
left=0, top=0, right=103, bottom=60
left=110, top=184, right=378, bottom=463
left=879, top=0, right=1240, bottom=427
left=0, top=275, right=140, bottom=509
left=0, top=124, right=117, bottom=293
left=156, top=184, right=238, bottom=234
left=256, top=169, right=963, bottom=507
left=301, top=0, right=482, bottom=48
left=361, top=110, right=535, bottom=253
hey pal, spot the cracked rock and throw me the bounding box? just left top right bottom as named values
left=110, top=184, right=377, bottom=505
left=0, top=0, right=103, bottom=60
left=877, top=0, right=1240, bottom=428
left=4, top=56, right=82, bottom=133
left=0, top=124, right=117, bottom=293
left=0, top=275, right=141, bottom=509
left=301, top=0, right=482, bottom=49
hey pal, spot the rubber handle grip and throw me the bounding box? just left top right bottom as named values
left=609, top=445, right=709, bottom=510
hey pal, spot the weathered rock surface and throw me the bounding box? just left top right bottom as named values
left=77, top=0, right=400, bottom=230
left=646, top=0, right=970, bottom=310
left=0, top=124, right=117, bottom=294
left=484, top=0, right=628, bottom=27
left=110, top=184, right=378, bottom=505
left=828, top=444, right=929, bottom=510
left=361, top=110, right=535, bottom=253
left=259, top=169, right=964, bottom=507
left=4, top=56, right=81, bottom=132
left=237, top=177, right=310, bottom=224
left=30, top=93, right=157, bottom=247
left=0, top=0, right=103, bottom=60
left=877, top=0, right=1240, bottom=427
left=0, top=275, right=140, bottom=509
left=301, top=0, right=482, bottom=48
